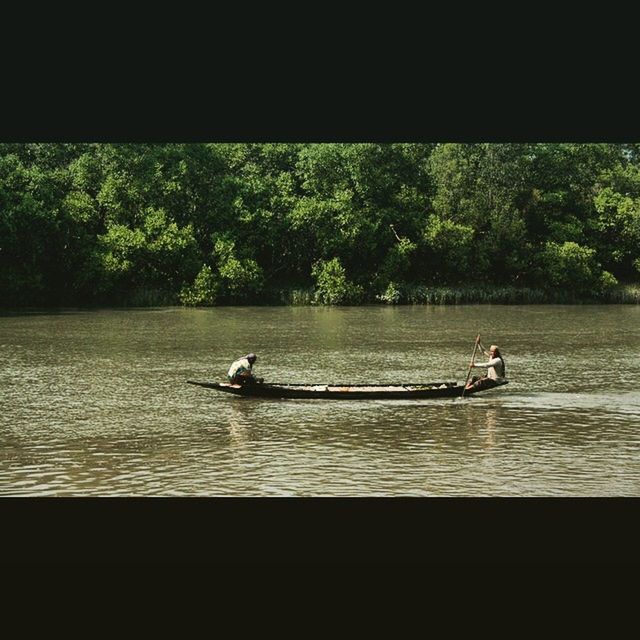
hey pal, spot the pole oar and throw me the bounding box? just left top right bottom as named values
left=460, top=334, right=481, bottom=399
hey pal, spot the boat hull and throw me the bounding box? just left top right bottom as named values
left=186, top=379, right=508, bottom=399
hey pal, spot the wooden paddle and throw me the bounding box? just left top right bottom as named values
left=460, top=334, right=481, bottom=399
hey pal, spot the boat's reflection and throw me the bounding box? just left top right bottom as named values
left=481, top=408, right=497, bottom=448
left=225, top=400, right=257, bottom=448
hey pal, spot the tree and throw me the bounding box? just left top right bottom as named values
left=535, top=241, right=616, bottom=296
left=428, top=143, right=531, bottom=282
left=592, top=163, right=640, bottom=279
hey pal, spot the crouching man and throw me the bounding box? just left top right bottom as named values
left=227, top=353, right=264, bottom=385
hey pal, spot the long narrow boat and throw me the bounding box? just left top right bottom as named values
left=186, top=379, right=508, bottom=400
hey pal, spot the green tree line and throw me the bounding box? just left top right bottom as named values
left=1, top=143, right=639, bottom=306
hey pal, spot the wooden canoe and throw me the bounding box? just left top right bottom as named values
left=186, top=379, right=508, bottom=399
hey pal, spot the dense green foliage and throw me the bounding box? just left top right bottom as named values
left=1, top=143, right=639, bottom=306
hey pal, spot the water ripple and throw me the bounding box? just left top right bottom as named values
left=1, top=306, right=640, bottom=495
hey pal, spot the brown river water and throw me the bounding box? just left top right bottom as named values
left=1, top=305, right=639, bottom=496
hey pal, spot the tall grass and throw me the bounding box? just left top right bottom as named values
left=253, top=284, right=640, bottom=306
left=257, top=287, right=315, bottom=306
left=280, top=288, right=315, bottom=305
left=404, top=285, right=563, bottom=304
left=601, top=284, right=640, bottom=303
left=391, top=284, right=640, bottom=305
left=119, top=288, right=178, bottom=306
left=118, top=283, right=640, bottom=307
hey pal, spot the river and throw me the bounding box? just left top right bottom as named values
left=1, top=305, right=639, bottom=496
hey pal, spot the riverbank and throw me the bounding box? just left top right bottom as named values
left=3, top=283, right=640, bottom=310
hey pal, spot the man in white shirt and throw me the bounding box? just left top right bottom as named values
left=465, top=343, right=506, bottom=391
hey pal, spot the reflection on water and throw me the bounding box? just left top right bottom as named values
left=1, top=305, right=639, bottom=496
left=479, top=408, right=498, bottom=449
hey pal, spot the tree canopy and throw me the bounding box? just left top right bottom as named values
left=1, top=142, right=638, bottom=306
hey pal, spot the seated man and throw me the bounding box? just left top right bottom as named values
left=227, top=353, right=263, bottom=385
left=466, top=342, right=506, bottom=391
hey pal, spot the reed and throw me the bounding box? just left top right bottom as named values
left=601, top=284, right=640, bottom=304
left=403, top=285, right=554, bottom=305
left=275, top=284, right=640, bottom=305
left=135, top=283, right=640, bottom=307
left=121, top=288, right=178, bottom=306
left=398, top=285, right=637, bottom=305
left=272, top=288, right=315, bottom=306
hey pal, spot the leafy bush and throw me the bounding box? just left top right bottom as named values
left=179, top=264, right=219, bottom=306
left=218, top=256, right=264, bottom=300
left=312, top=257, right=364, bottom=305
left=423, top=215, right=474, bottom=276
left=538, top=241, right=611, bottom=295
left=599, top=270, right=618, bottom=293
left=377, top=238, right=416, bottom=287
left=97, top=225, right=146, bottom=280
left=210, top=233, right=265, bottom=302
left=376, top=281, right=403, bottom=304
